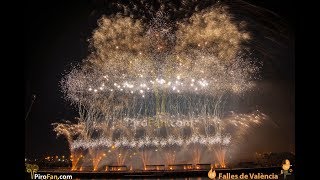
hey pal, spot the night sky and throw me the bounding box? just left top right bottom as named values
left=24, top=0, right=294, bottom=160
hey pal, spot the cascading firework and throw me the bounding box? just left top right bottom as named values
left=53, top=1, right=269, bottom=171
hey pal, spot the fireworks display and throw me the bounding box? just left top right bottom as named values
left=53, top=0, right=271, bottom=171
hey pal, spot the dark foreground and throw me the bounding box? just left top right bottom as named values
left=26, top=167, right=295, bottom=179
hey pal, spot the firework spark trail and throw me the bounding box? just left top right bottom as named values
left=115, top=148, right=128, bottom=166
left=56, top=111, right=266, bottom=150
left=54, top=103, right=267, bottom=169
left=52, top=121, right=85, bottom=147
left=140, top=149, right=152, bottom=170
left=164, top=149, right=176, bottom=165
left=90, top=149, right=106, bottom=171
left=70, top=150, right=82, bottom=171
left=53, top=0, right=274, bottom=170
left=192, top=145, right=201, bottom=165
left=214, top=147, right=227, bottom=168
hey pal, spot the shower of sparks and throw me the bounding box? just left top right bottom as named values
left=53, top=0, right=271, bottom=170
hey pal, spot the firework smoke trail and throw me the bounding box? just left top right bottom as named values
left=52, top=0, right=279, bottom=170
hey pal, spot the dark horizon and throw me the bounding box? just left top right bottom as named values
left=24, top=0, right=294, bottom=160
